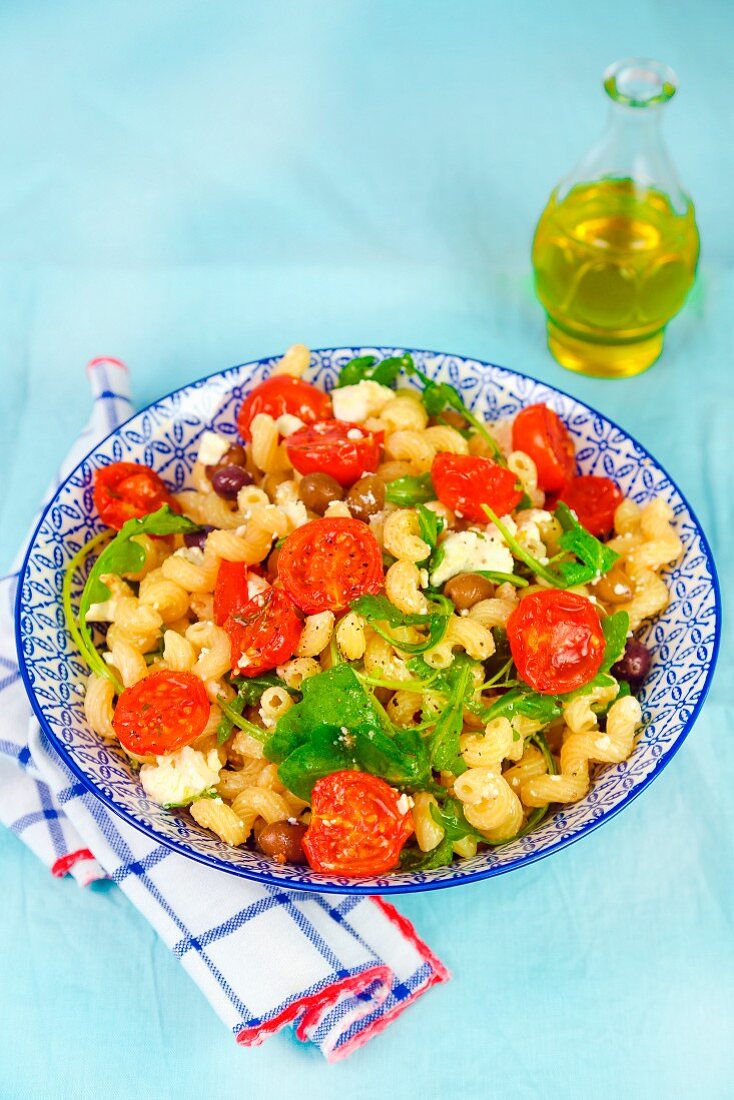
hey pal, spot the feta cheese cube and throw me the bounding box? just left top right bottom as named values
left=197, top=431, right=230, bottom=467
left=430, top=529, right=513, bottom=587
left=140, top=746, right=222, bottom=807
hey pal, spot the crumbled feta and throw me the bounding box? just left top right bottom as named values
left=346, top=427, right=364, bottom=440
left=331, top=381, right=395, bottom=424
left=396, top=793, right=414, bottom=815
left=174, top=545, right=205, bottom=565
left=430, top=530, right=513, bottom=587
left=85, top=599, right=117, bottom=622
left=275, top=413, right=305, bottom=437
left=247, top=574, right=270, bottom=599
left=197, top=431, right=230, bottom=467
left=140, top=746, right=221, bottom=807
left=516, top=509, right=553, bottom=546
left=613, top=583, right=628, bottom=596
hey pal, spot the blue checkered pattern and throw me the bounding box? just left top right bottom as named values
left=0, top=359, right=447, bottom=1060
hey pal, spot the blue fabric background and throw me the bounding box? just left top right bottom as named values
left=1, top=2, right=731, bottom=1096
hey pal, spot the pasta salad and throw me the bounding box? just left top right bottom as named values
left=65, top=345, right=682, bottom=876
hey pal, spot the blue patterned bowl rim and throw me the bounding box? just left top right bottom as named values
left=15, top=347, right=721, bottom=894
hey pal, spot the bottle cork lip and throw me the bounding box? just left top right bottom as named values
left=604, top=58, right=678, bottom=108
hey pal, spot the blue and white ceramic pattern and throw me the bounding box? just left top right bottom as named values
left=15, top=349, right=721, bottom=894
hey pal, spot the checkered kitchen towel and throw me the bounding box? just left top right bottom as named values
left=0, top=358, right=448, bottom=1061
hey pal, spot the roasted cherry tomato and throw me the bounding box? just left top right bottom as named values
left=225, top=587, right=302, bottom=677
left=277, top=517, right=384, bottom=614
left=285, top=420, right=382, bottom=487
left=506, top=589, right=605, bottom=695
left=511, top=404, right=575, bottom=492
left=112, top=671, right=210, bottom=756
left=214, top=560, right=251, bottom=626
left=431, top=453, right=523, bottom=523
left=93, top=462, right=179, bottom=530
left=236, top=376, right=332, bottom=442
left=302, top=771, right=414, bottom=876
left=558, top=475, right=624, bottom=538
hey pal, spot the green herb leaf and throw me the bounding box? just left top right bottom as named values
left=64, top=506, right=199, bottom=690
left=429, top=797, right=485, bottom=843
left=483, top=687, right=561, bottom=726
left=336, top=353, right=413, bottom=389
left=599, top=610, right=630, bottom=672
left=163, top=787, right=218, bottom=809
left=427, top=657, right=473, bottom=773
left=473, top=570, right=528, bottom=588
left=400, top=835, right=455, bottom=871
left=416, top=504, right=443, bottom=556
left=80, top=506, right=199, bottom=620
left=267, top=667, right=430, bottom=800
left=216, top=695, right=269, bottom=744
left=266, top=664, right=380, bottom=763
left=405, top=364, right=504, bottom=462
left=335, top=355, right=377, bottom=387
left=350, top=592, right=453, bottom=655
left=384, top=473, right=436, bottom=507
left=554, top=502, right=620, bottom=587
left=482, top=503, right=618, bottom=589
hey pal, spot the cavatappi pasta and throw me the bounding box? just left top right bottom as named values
left=68, top=345, right=679, bottom=877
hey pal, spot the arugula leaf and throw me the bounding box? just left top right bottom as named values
left=216, top=675, right=297, bottom=745
left=427, top=657, right=473, bottom=773
left=350, top=592, right=453, bottom=655
left=335, top=355, right=376, bottom=387
left=216, top=695, right=269, bottom=744
left=266, top=664, right=380, bottom=763
left=483, top=687, right=561, bottom=726
left=482, top=504, right=618, bottom=589
left=529, top=730, right=557, bottom=775
left=384, top=473, right=436, bottom=507
left=401, top=827, right=458, bottom=870
left=267, top=667, right=431, bottom=799
left=400, top=835, right=454, bottom=871
left=80, top=506, right=199, bottom=619
left=416, top=504, right=443, bottom=555
left=336, top=353, right=413, bottom=389
left=599, top=610, right=630, bottom=673
left=405, top=364, right=504, bottom=463
left=63, top=506, right=199, bottom=690
left=163, top=787, right=218, bottom=810
left=429, top=797, right=485, bottom=843
left=554, top=502, right=620, bottom=587
left=473, top=570, right=528, bottom=588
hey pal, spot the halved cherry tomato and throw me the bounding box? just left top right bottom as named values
left=506, top=589, right=605, bottom=695
left=302, top=771, right=414, bottom=876
left=286, top=421, right=382, bottom=487
left=214, top=560, right=251, bottom=626
left=236, top=376, right=332, bottom=442
left=277, top=517, right=384, bottom=614
left=558, top=475, right=623, bottom=538
left=93, top=462, right=179, bottom=530
left=112, top=671, right=210, bottom=756
left=431, top=453, right=523, bottom=523
left=511, top=404, right=575, bottom=492
left=225, top=587, right=302, bottom=677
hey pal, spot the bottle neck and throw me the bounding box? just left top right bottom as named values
left=558, top=90, right=690, bottom=214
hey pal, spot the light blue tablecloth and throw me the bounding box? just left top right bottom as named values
left=1, top=2, right=731, bottom=1097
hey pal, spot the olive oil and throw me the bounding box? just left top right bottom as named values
left=531, top=59, right=700, bottom=378
left=533, top=178, right=699, bottom=377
